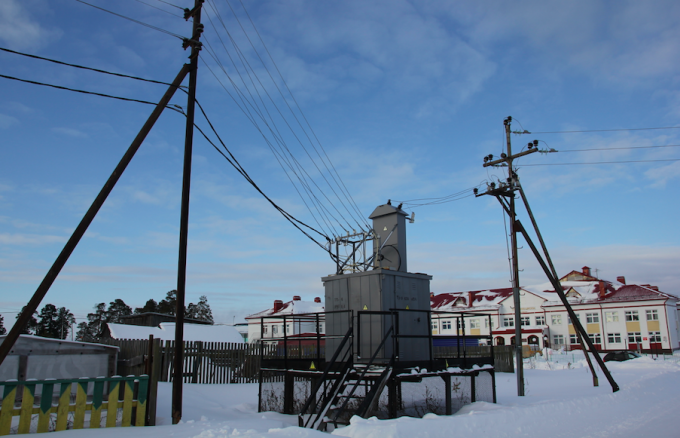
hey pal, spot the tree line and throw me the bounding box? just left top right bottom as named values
left=0, top=290, right=213, bottom=342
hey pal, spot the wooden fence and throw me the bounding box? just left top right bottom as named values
left=103, top=339, right=262, bottom=385
left=0, top=375, right=148, bottom=435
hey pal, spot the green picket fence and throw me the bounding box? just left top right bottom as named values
left=0, top=375, right=148, bottom=435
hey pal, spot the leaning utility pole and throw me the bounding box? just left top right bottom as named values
left=173, top=0, right=204, bottom=426
left=476, top=116, right=619, bottom=393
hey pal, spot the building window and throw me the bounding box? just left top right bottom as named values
left=285, top=324, right=290, bottom=334
left=470, top=319, right=480, bottom=329
left=646, top=310, right=659, bottom=321
left=503, top=317, right=514, bottom=328
left=625, top=311, right=639, bottom=322
left=551, top=315, right=562, bottom=325
left=588, top=333, right=602, bottom=344
left=628, top=332, right=642, bottom=343
left=568, top=314, right=580, bottom=325
left=569, top=334, right=578, bottom=344
left=553, top=334, right=564, bottom=345
left=605, top=311, right=618, bottom=323
left=586, top=313, right=599, bottom=324
left=535, top=315, right=545, bottom=325
left=607, top=333, right=621, bottom=343
left=272, top=325, right=278, bottom=335
left=263, top=325, right=268, bottom=334
left=520, top=317, right=530, bottom=326
left=442, top=320, right=452, bottom=330
left=649, top=332, right=661, bottom=343
left=431, top=321, right=438, bottom=330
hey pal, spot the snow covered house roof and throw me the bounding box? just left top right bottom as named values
left=245, top=296, right=324, bottom=320
left=432, top=267, right=678, bottom=311
left=430, top=288, right=513, bottom=312
left=107, top=322, right=244, bottom=343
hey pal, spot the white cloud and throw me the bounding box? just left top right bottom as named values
left=0, top=233, right=66, bottom=245
left=0, top=114, right=19, bottom=129
left=0, top=0, right=62, bottom=51
left=52, top=127, right=88, bottom=138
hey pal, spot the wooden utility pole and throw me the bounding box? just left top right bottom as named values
left=173, top=0, right=204, bottom=425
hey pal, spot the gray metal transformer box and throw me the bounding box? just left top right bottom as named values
left=323, top=269, right=432, bottom=364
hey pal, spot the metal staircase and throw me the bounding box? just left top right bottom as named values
left=298, top=327, right=395, bottom=431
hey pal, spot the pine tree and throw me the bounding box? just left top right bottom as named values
left=0, top=314, right=6, bottom=335
left=158, top=290, right=179, bottom=315
left=15, top=306, right=38, bottom=335
left=134, top=299, right=159, bottom=314
left=75, top=321, right=98, bottom=342
left=107, top=299, right=132, bottom=323
left=187, top=295, right=213, bottom=323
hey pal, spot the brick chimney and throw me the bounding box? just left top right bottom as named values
left=273, top=300, right=283, bottom=312
left=582, top=266, right=591, bottom=277
left=430, top=292, right=435, bottom=298
left=468, top=291, right=475, bottom=306
left=314, top=297, right=321, bottom=303
left=598, top=281, right=606, bottom=299
left=293, top=295, right=301, bottom=301
left=616, top=276, right=626, bottom=284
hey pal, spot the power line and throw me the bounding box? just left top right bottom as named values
left=558, top=144, right=680, bottom=152
left=75, top=0, right=184, bottom=40
left=203, top=0, right=368, bottom=233
left=520, top=158, right=680, bottom=166
left=186, top=103, right=336, bottom=256
left=228, top=0, right=369, bottom=231
left=0, top=47, right=186, bottom=88
left=133, top=0, right=184, bottom=18
left=0, top=73, right=184, bottom=113
left=518, top=126, right=680, bottom=134
left=157, top=0, right=185, bottom=10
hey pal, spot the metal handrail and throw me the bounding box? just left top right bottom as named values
left=329, top=326, right=394, bottom=426
left=298, top=326, right=353, bottom=429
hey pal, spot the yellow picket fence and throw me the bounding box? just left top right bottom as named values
left=0, top=375, right=148, bottom=435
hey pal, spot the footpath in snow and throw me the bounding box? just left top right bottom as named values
left=60, top=351, right=680, bottom=438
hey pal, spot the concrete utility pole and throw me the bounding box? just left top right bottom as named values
left=477, top=117, right=619, bottom=393
left=173, top=0, right=204, bottom=426
left=504, top=117, right=525, bottom=397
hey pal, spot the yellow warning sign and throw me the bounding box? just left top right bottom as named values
left=446, top=360, right=450, bottom=368
left=406, top=305, right=410, bottom=310
left=309, top=361, right=316, bottom=370
left=363, top=304, right=368, bottom=310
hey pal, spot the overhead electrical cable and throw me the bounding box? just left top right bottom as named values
left=236, top=0, right=368, bottom=226
left=0, top=73, right=184, bottom=113
left=156, top=0, right=184, bottom=10
left=75, top=0, right=184, bottom=40
left=132, top=0, right=183, bottom=17
left=200, top=38, right=345, bottom=237
left=519, top=158, right=680, bottom=166
left=200, top=15, right=355, bottom=236
left=215, top=0, right=368, bottom=229
left=520, top=126, right=680, bottom=134
left=186, top=103, right=336, bottom=256
left=557, top=144, right=680, bottom=152
left=205, top=5, right=361, bottom=234
left=0, top=47, right=186, bottom=88
left=199, top=51, right=344, bottom=237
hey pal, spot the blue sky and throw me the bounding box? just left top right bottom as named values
left=1, top=0, right=679, bottom=328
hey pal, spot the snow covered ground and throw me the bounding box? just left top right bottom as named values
left=59, top=351, right=680, bottom=438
